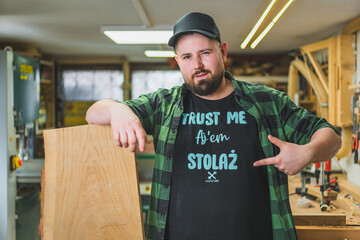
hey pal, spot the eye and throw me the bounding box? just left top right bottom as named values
left=200, top=51, right=211, bottom=56
left=182, top=55, right=190, bottom=60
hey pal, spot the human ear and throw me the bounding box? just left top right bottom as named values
left=220, top=42, right=228, bottom=63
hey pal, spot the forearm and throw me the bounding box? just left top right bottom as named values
left=86, top=99, right=149, bottom=151
left=85, top=99, right=134, bottom=125
left=305, top=127, right=342, bottom=164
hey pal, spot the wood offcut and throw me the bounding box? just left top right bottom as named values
left=39, top=125, right=144, bottom=240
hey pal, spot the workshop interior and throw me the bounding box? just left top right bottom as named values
left=1, top=0, right=360, bottom=239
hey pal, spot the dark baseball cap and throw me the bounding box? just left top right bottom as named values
left=168, top=12, right=221, bottom=47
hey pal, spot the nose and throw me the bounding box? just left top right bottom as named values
left=192, top=55, right=204, bottom=70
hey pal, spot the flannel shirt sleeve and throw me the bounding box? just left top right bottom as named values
left=274, top=90, right=340, bottom=145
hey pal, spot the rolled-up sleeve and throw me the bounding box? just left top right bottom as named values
left=276, top=91, right=340, bottom=145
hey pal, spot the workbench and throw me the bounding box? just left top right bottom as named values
left=289, top=174, right=360, bottom=240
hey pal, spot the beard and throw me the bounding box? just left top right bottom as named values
left=186, top=68, right=225, bottom=96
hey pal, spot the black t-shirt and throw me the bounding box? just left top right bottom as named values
left=165, top=91, right=273, bottom=240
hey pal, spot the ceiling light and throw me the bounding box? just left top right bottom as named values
left=250, top=22, right=274, bottom=49
left=250, top=0, right=294, bottom=49
left=104, top=30, right=173, bottom=44
left=240, top=0, right=277, bottom=49
left=273, top=0, right=294, bottom=23
left=144, top=50, right=175, bottom=58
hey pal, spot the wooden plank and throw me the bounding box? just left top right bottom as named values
left=306, top=52, right=329, bottom=95
left=296, top=226, right=360, bottom=240
left=338, top=34, right=355, bottom=127
left=300, top=38, right=331, bottom=54
left=348, top=84, right=360, bottom=90
left=289, top=59, right=329, bottom=119
left=328, top=37, right=337, bottom=125
left=39, top=60, right=54, bottom=67
left=287, top=63, right=298, bottom=102
left=342, top=15, right=360, bottom=34
left=293, top=214, right=346, bottom=226
left=40, top=125, right=144, bottom=240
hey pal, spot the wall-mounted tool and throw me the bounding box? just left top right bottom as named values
left=352, top=95, right=359, bottom=164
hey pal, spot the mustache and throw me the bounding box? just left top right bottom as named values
left=192, top=69, right=211, bottom=78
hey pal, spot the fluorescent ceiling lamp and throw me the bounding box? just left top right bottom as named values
left=273, top=0, right=294, bottom=23
left=104, top=31, right=173, bottom=44
left=240, top=0, right=277, bottom=49
left=250, top=0, right=294, bottom=49
left=250, top=22, right=274, bottom=49
left=144, top=50, right=175, bottom=58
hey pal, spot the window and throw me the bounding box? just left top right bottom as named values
left=61, top=69, right=124, bottom=127
left=131, top=70, right=183, bottom=99
left=63, top=70, right=124, bottom=101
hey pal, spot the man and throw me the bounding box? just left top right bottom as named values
left=86, top=12, right=341, bottom=240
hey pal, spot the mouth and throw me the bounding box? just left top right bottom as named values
left=193, top=71, right=210, bottom=80
left=195, top=72, right=208, bottom=78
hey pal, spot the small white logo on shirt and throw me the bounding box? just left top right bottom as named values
left=206, top=171, right=219, bottom=183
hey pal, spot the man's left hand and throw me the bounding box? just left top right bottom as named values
left=253, top=135, right=312, bottom=175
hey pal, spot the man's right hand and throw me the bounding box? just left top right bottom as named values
left=110, top=107, right=150, bottom=152
left=86, top=99, right=150, bottom=152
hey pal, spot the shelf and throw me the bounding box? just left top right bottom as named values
left=40, top=60, right=54, bottom=67
left=349, top=84, right=360, bottom=90
left=39, top=59, right=55, bottom=129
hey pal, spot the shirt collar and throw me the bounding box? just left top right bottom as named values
left=226, top=71, right=249, bottom=102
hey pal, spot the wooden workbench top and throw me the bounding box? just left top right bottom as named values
left=289, top=174, right=360, bottom=225
left=289, top=174, right=360, bottom=240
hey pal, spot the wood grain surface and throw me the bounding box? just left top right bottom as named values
left=289, top=175, right=360, bottom=226
left=40, top=125, right=144, bottom=240
left=296, top=226, right=360, bottom=240
left=293, top=214, right=346, bottom=226
left=289, top=175, right=360, bottom=239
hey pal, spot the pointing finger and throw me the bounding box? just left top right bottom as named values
left=253, top=157, right=278, bottom=167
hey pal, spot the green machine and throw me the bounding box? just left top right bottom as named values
left=13, top=53, right=40, bottom=161
left=13, top=53, right=40, bottom=126
left=0, top=49, right=41, bottom=240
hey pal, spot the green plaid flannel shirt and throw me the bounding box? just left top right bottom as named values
left=124, top=71, right=339, bottom=240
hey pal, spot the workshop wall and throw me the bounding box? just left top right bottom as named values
left=338, top=156, right=360, bottom=187
left=343, top=31, right=360, bottom=187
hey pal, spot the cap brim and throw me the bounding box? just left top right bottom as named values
left=168, top=29, right=218, bottom=47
